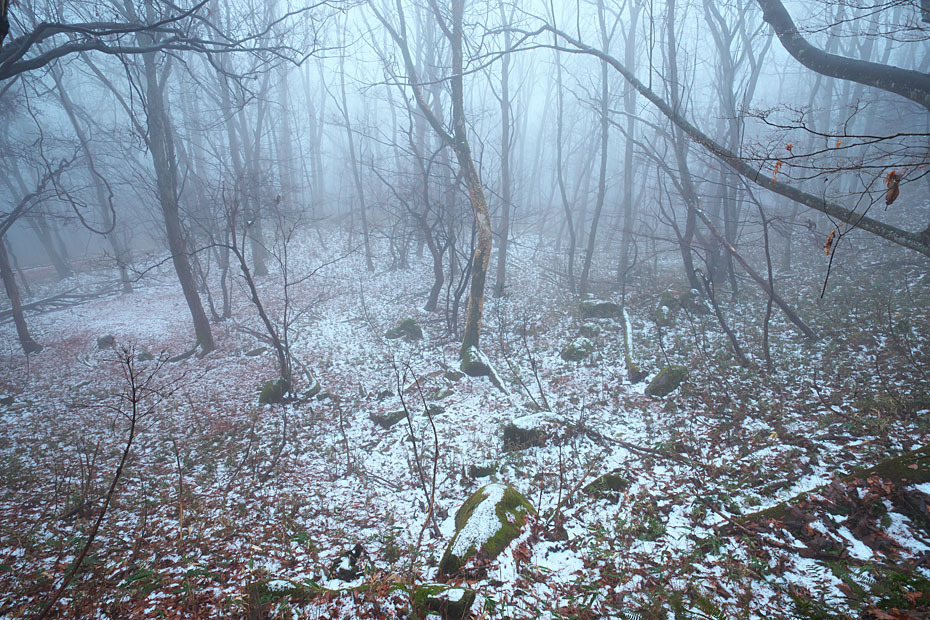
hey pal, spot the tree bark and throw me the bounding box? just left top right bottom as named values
left=493, top=1, right=512, bottom=297
left=756, top=0, right=930, bottom=111
left=138, top=7, right=213, bottom=352
left=543, top=24, right=930, bottom=259
left=0, top=238, right=41, bottom=353
left=579, top=0, right=614, bottom=298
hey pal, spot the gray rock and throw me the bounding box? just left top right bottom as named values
left=579, top=299, right=622, bottom=319
left=385, top=317, right=423, bottom=342
left=645, top=365, right=688, bottom=397
left=560, top=337, right=595, bottom=362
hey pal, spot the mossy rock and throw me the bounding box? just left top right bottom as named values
left=656, top=291, right=681, bottom=327
left=502, top=420, right=547, bottom=451
left=560, top=337, right=595, bottom=362
left=386, top=317, right=423, bottom=342
left=438, top=483, right=535, bottom=575
left=579, top=323, right=601, bottom=339
left=468, top=463, right=498, bottom=479
left=443, top=370, right=465, bottom=382
left=460, top=346, right=505, bottom=391
left=259, top=378, right=287, bottom=404
left=681, top=288, right=710, bottom=315
left=370, top=410, right=407, bottom=429
left=246, top=579, right=319, bottom=619
left=583, top=471, right=632, bottom=501
left=412, top=584, right=477, bottom=620
left=645, top=365, right=688, bottom=397
left=579, top=299, right=622, bottom=319
left=96, top=335, right=115, bottom=349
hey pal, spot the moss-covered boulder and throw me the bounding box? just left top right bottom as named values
left=438, top=483, right=535, bottom=575
left=656, top=291, right=681, bottom=327
left=681, top=288, right=710, bottom=315
left=560, top=337, right=595, bottom=362
left=386, top=317, right=423, bottom=342
left=460, top=346, right=505, bottom=391
left=645, top=365, right=687, bottom=397
left=259, top=378, right=287, bottom=404
left=412, top=584, right=477, bottom=620
left=370, top=410, right=407, bottom=429
left=468, top=463, right=498, bottom=479
left=583, top=470, right=632, bottom=501
left=502, top=414, right=552, bottom=451
left=578, top=323, right=601, bottom=339
left=96, top=334, right=115, bottom=349
left=579, top=299, right=622, bottom=319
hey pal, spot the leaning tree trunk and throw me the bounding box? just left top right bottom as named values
left=0, top=238, right=41, bottom=353
left=140, top=48, right=214, bottom=352
left=51, top=66, right=131, bottom=292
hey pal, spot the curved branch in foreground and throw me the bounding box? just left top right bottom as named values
left=530, top=25, right=930, bottom=259
left=756, top=0, right=930, bottom=112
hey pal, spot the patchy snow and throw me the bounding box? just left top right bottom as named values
left=835, top=526, right=874, bottom=561
left=449, top=484, right=507, bottom=558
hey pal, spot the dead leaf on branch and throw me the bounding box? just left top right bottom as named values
left=825, top=229, right=837, bottom=256
left=886, top=170, right=901, bottom=206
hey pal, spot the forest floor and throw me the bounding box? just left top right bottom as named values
left=1, top=228, right=929, bottom=619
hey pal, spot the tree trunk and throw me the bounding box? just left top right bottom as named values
left=139, top=30, right=214, bottom=352
left=51, top=65, right=131, bottom=292
left=617, top=3, right=640, bottom=289
left=493, top=2, right=512, bottom=297
left=0, top=239, right=41, bottom=353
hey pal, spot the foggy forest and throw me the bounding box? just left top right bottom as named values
left=1, top=0, right=930, bottom=617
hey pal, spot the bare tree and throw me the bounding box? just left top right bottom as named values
left=372, top=0, right=500, bottom=381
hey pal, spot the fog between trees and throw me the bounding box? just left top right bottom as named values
left=1, top=0, right=930, bottom=618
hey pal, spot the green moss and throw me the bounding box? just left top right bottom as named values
left=655, top=291, right=681, bottom=327
left=468, top=463, right=498, bottom=479
left=459, top=346, right=505, bottom=391
left=502, top=422, right=546, bottom=451
left=560, top=337, right=595, bottom=362
left=259, top=378, right=286, bottom=404
left=583, top=471, right=631, bottom=500
left=579, top=299, right=622, bottom=319
left=438, top=484, right=535, bottom=575
left=849, top=442, right=930, bottom=484
left=645, top=365, right=688, bottom=397
left=411, top=584, right=477, bottom=620
left=370, top=410, right=407, bottom=429
left=385, top=317, right=423, bottom=341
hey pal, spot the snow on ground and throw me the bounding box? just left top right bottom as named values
left=1, top=229, right=929, bottom=618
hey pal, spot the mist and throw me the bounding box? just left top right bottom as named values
left=1, top=0, right=929, bottom=617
